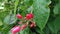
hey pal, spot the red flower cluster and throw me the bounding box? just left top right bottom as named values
left=11, top=13, right=36, bottom=34
left=16, top=13, right=33, bottom=20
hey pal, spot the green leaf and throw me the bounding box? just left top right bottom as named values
left=48, top=16, right=60, bottom=34
left=53, top=4, right=60, bottom=15
left=3, top=14, right=17, bottom=25
left=21, top=11, right=27, bottom=17
left=2, top=25, right=13, bottom=34
left=8, top=31, right=12, bottom=34
left=58, top=31, right=60, bottom=34
left=33, top=0, right=50, bottom=30
left=27, top=6, right=33, bottom=13
left=0, top=32, right=2, bottom=34
left=0, top=11, right=9, bottom=20
left=30, top=32, right=36, bottom=34
left=43, top=26, right=50, bottom=34
left=54, top=16, right=60, bottom=31
left=48, top=0, right=60, bottom=33
left=35, top=27, right=43, bottom=34
left=48, top=22, right=57, bottom=34
left=0, top=20, right=3, bottom=26
left=20, top=0, right=33, bottom=11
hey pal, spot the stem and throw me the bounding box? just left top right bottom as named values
left=30, top=6, right=33, bottom=13
left=31, top=11, right=32, bottom=13
left=14, top=0, right=19, bottom=16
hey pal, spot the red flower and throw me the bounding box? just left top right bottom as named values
left=16, top=14, right=22, bottom=19
left=11, top=26, right=20, bottom=34
left=21, top=23, right=28, bottom=30
left=26, top=13, right=33, bottom=20
left=30, top=22, right=36, bottom=28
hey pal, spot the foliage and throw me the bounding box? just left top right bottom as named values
left=0, top=0, right=60, bottom=34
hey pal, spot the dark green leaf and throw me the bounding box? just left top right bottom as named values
left=2, top=25, right=13, bottom=34
left=43, top=26, right=50, bottom=34
left=48, top=16, right=60, bottom=34
left=48, top=22, right=57, bottom=34
left=53, top=4, right=60, bottom=15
